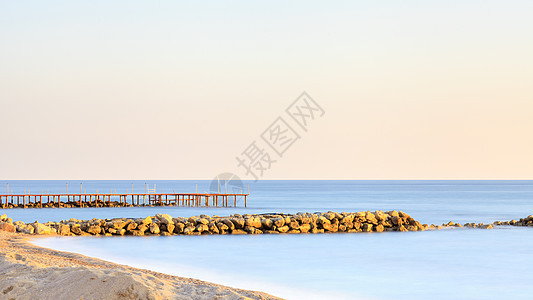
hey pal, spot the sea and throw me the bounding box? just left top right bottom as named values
left=1, top=180, right=532, bottom=300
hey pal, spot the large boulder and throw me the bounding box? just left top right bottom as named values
left=70, top=225, right=83, bottom=235
left=137, top=224, right=149, bottom=233
left=272, top=217, right=285, bottom=227
left=365, top=212, right=378, bottom=225
left=362, top=223, right=373, bottom=232
left=32, top=223, right=52, bottom=235
left=317, top=216, right=330, bottom=225
left=196, top=218, right=209, bottom=225
left=299, top=224, right=311, bottom=233
left=17, top=224, right=35, bottom=234
left=0, top=222, right=16, bottom=233
left=87, top=225, right=102, bottom=235
left=156, top=214, right=173, bottom=224
left=126, top=222, right=138, bottom=231
left=208, top=222, right=219, bottom=234
left=195, top=224, right=209, bottom=233
left=322, top=223, right=338, bottom=233
left=288, top=220, right=300, bottom=230
left=149, top=223, right=160, bottom=234
left=58, top=224, right=70, bottom=235
left=276, top=225, right=290, bottom=233
left=166, top=223, right=175, bottom=234
left=230, top=218, right=245, bottom=229
left=245, top=217, right=262, bottom=229
left=261, top=218, right=273, bottom=229
left=107, top=220, right=127, bottom=230
left=174, top=222, right=185, bottom=234
left=221, top=219, right=235, bottom=230
left=141, top=216, right=152, bottom=225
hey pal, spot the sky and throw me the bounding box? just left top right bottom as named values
left=1, top=0, right=532, bottom=180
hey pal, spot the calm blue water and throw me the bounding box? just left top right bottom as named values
left=3, top=180, right=533, bottom=299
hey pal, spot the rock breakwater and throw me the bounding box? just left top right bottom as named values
left=1, top=212, right=531, bottom=237
left=1, top=211, right=428, bottom=236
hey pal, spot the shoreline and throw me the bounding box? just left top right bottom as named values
left=0, top=231, right=281, bottom=300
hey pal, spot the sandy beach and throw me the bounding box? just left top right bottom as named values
left=0, top=231, right=280, bottom=300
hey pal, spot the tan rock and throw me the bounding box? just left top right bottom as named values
left=111, top=220, right=128, bottom=230
left=261, top=218, right=273, bottom=229
left=288, top=221, right=300, bottom=230
left=299, top=224, right=311, bottom=233
left=33, top=223, right=52, bottom=235
left=197, top=218, right=209, bottom=225
left=244, top=226, right=258, bottom=234
left=245, top=217, right=262, bottom=229
left=0, top=222, right=16, bottom=233
left=324, top=212, right=336, bottom=221
left=362, top=223, right=373, bottom=232
left=340, top=215, right=354, bottom=224
left=196, top=224, right=209, bottom=233
left=166, top=223, right=175, bottom=233
left=58, top=224, right=70, bottom=235
left=18, top=224, right=35, bottom=234
left=365, top=212, right=378, bottom=225
left=71, top=226, right=82, bottom=235
left=137, top=224, right=149, bottom=233
left=387, top=210, right=400, bottom=218
left=208, top=223, right=219, bottom=234
left=217, top=222, right=230, bottom=231
left=272, top=217, right=285, bottom=227
left=132, top=230, right=145, bottom=236
left=87, top=225, right=102, bottom=235
left=221, top=219, right=235, bottom=230
left=317, top=216, right=330, bottom=225
left=230, top=218, right=245, bottom=229
left=174, top=222, right=185, bottom=234
left=149, top=223, right=160, bottom=234
left=391, top=216, right=403, bottom=226
left=276, top=225, right=290, bottom=233
left=322, top=223, right=338, bottom=233
left=155, top=214, right=173, bottom=224
left=141, top=216, right=152, bottom=225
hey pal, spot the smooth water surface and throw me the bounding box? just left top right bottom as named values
left=35, top=227, right=533, bottom=300
left=3, top=180, right=533, bottom=299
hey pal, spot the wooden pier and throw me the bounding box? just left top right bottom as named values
left=0, top=192, right=249, bottom=209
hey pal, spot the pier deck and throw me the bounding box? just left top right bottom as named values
left=0, top=192, right=248, bottom=209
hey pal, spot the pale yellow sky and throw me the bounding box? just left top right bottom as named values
left=1, top=1, right=532, bottom=179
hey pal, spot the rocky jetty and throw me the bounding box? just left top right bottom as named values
left=492, top=215, right=533, bottom=227
left=1, top=211, right=429, bottom=236
left=1, top=212, right=531, bottom=236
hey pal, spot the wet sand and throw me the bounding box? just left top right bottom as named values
left=0, top=231, right=281, bottom=300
